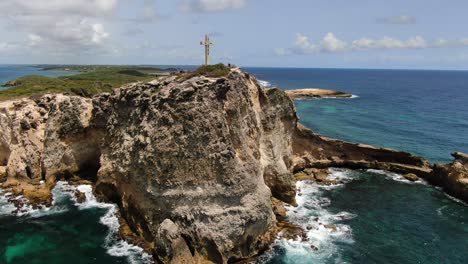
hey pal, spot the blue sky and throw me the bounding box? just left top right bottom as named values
left=0, top=0, right=467, bottom=69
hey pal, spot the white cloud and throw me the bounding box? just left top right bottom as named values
left=181, top=0, right=247, bottom=12
left=91, top=23, right=110, bottom=44
left=28, top=34, right=42, bottom=47
left=0, top=0, right=117, bottom=56
left=0, top=42, right=17, bottom=53
left=274, top=47, right=289, bottom=56
left=406, top=36, right=427, bottom=48
left=321, top=33, right=347, bottom=52
left=377, top=15, right=416, bottom=25
left=8, top=0, right=118, bottom=17
left=281, top=33, right=468, bottom=55
left=292, top=33, right=318, bottom=54
left=352, top=36, right=427, bottom=50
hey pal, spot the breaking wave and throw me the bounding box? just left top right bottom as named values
left=257, top=79, right=272, bottom=88
left=366, top=169, right=428, bottom=185
left=0, top=182, right=153, bottom=263
left=258, top=168, right=356, bottom=264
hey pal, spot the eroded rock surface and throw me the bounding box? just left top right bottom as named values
left=0, top=95, right=94, bottom=203
left=432, top=152, right=468, bottom=202
left=0, top=67, right=467, bottom=263
left=292, top=123, right=468, bottom=203
left=92, top=69, right=297, bottom=262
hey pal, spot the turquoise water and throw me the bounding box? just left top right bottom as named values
left=257, top=169, right=468, bottom=264
left=246, top=68, right=468, bottom=264
left=1, top=66, right=467, bottom=263
left=0, top=65, right=78, bottom=91
left=246, top=68, right=468, bottom=163
left=0, top=183, right=151, bottom=264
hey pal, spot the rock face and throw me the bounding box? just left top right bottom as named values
left=432, top=152, right=468, bottom=202
left=0, top=94, right=96, bottom=204
left=92, top=69, right=297, bottom=262
left=292, top=123, right=432, bottom=175
left=1, top=67, right=467, bottom=263
left=285, top=88, right=352, bottom=99
left=0, top=95, right=94, bottom=181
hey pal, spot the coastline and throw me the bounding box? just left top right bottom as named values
left=0, top=67, right=466, bottom=263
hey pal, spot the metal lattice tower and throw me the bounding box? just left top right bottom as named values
left=200, top=34, right=213, bottom=65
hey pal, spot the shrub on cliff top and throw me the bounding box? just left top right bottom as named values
left=185, top=63, right=230, bottom=79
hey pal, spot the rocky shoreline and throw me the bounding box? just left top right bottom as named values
left=1, top=68, right=466, bottom=263
left=285, top=88, right=353, bottom=99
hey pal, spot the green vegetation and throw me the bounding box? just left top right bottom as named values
left=182, top=63, right=230, bottom=79
left=40, top=65, right=178, bottom=74
left=0, top=67, right=158, bottom=101
left=0, top=64, right=231, bottom=101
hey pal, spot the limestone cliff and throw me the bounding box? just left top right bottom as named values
left=0, top=95, right=95, bottom=203
left=92, top=69, right=297, bottom=262
left=0, top=67, right=467, bottom=264
left=0, top=69, right=298, bottom=262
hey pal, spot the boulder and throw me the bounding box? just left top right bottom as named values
left=403, top=173, right=419, bottom=182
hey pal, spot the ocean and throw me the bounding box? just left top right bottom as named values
left=247, top=67, right=468, bottom=264
left=0, top=65, right=78, bottom=91
left=1, top=66, right=467, bottom=263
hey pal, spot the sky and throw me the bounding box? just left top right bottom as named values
left=0, top=0, right=467, bottom=70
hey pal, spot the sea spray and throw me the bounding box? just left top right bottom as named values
left=257, top=79, right=272, bottom=88
left=0, top=189, right=16, bottom=216
left=366, top=169, right=428, bottom=185
left=63, top=182, right=153, bottom=264
left=259, top=169, right=356, bottom=264
left=0, top=182, right=153, bottom=264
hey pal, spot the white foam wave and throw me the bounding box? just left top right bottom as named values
left=366, top=169, right=428, bottom=185
left=271, top=169, right=356, bottom=263
left=66, top=182, right=153, bottom=263
left=442, top=193, right=468, bottom=206
left=327, top=168, right=355, bottom=184
left=0, top=189, right=17, bottom=216
left=257, top=79, right=272, bottom=88
left=0, top=182, right=153, bottom=263
left=293, top=94, right=359, bottom=100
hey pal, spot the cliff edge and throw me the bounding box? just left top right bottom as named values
left=0, top=67, right=466, bottom=263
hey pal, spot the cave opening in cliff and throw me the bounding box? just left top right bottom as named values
left=0, top=142, right=10, bottom=166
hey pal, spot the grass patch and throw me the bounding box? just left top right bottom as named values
left=0, top=68, right=156, bottom=101
left=181, top=64, right=230, bottom=80
left=116, top=69, right=147, bottom=77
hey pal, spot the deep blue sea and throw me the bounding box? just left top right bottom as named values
left=1, top=66, right=467, bottom=264
left=246, top=67, right=468, bottom=264
left=245, top=67, right=468, bottom=163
